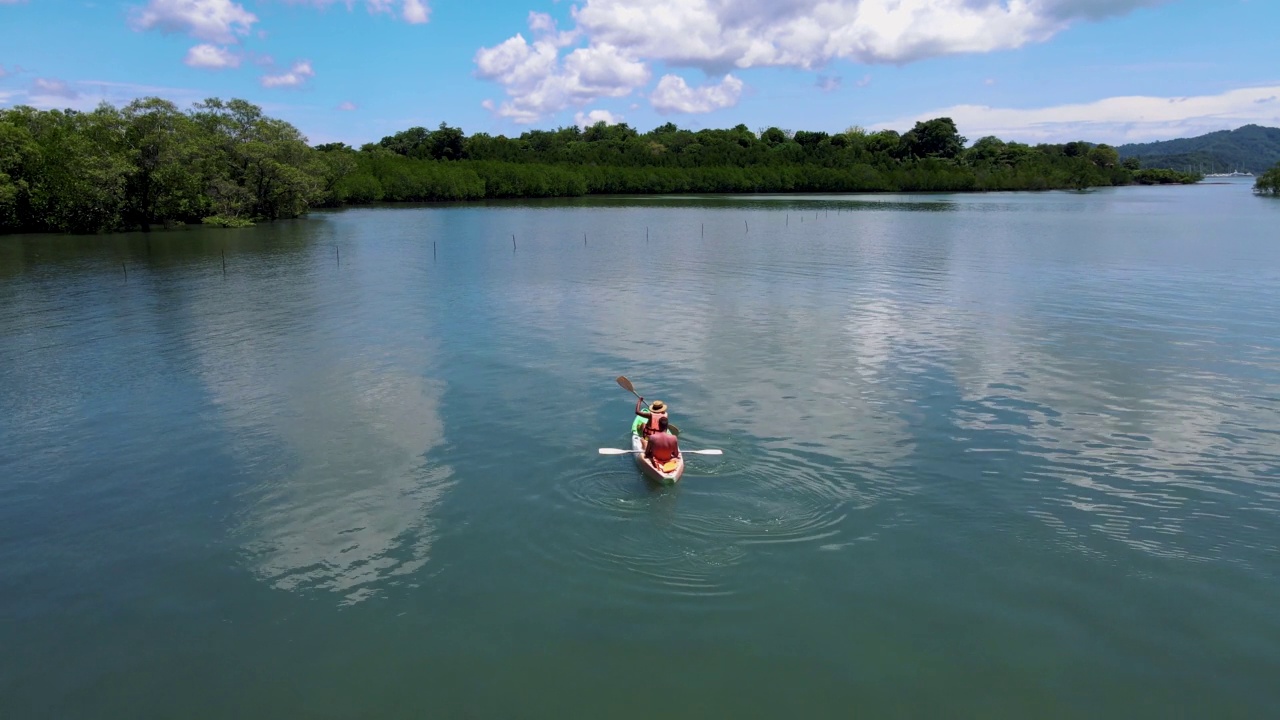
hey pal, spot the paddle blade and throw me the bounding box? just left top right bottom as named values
left=616, top=376, right=636, bottom=394
left=687, top=449, right=723, bottom=455
left=598, top=448, right=640, bottom=455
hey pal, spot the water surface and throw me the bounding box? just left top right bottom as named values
left=2, top=179, right=1279, bottom=718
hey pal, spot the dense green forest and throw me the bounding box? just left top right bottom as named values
left=1117, top=124, right=1280, bottom=175
left=1256, top=163, right=1280, bottom=196
left=2, top=97, right=1201, bottom=234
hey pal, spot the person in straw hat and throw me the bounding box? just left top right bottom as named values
left=634, top=397, right=670, bottom=450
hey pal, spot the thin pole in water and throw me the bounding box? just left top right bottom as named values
left=646, top=226, right=649, bottom=244
left=745, top=220, right=749, bottom=233
left=433, top=241, right=437, bottom=260
left=122, top=261, right=127, bottom=281
left=584, top=232, right=587, bottom=246
left=336, top=246, right=340, bottom=266
left=701, top=223, right=704, bottom=238
left=786, top=213, right=789, bottom=226
left=221, top=250, right=226, bottom=277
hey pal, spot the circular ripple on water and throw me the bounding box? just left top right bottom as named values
left=666, top=462, right=851, bottom=547
left=549, top=463, right=666, bottom=519
left=533, top=460, right=749, bottom=601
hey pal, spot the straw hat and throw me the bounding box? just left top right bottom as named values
left=650, top=400, right=667, bottom=412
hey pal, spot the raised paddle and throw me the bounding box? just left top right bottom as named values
left=616, top=375, right=680, bottom=435
left=599, top=448, right=723, bottom=455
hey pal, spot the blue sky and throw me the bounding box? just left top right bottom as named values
left=2, top=0, right=1278, bottom=147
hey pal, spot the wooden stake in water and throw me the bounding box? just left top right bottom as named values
left=433, top=241, right=437, bottom=260
left=646, top=226, right=649, bottom=244
left=336, top=246, right=340, bottom=266
left=221, top=250, right=226, bottom=277
left=745, top=220, right=749, bottom=233
left=512, top=234, right=516, bottom=251
left=786, top=214, right=789, bottom=226
left=584, top=232, right=587, bottom=246
left=122, top=261, right=127, bottom=281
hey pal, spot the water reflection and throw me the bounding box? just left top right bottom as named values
left=173, top=228, right=454, bottom=605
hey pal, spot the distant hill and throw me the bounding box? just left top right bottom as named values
left=1116, top=124, right=1280, bottom=175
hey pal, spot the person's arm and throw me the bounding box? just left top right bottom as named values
left=672, top=441, right=680, bottom=458
left=644, top=441, right=654, bottom=460
left=635, top=397, right=651, bottom=418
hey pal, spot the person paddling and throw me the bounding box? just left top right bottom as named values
left=643, top=417, right=680, bottom=471
left=635, top=397, right=668, bottom=449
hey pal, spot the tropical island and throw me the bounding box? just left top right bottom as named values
left=0, top=96, right=1231, bottom=235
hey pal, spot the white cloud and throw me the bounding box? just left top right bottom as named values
left=402, top=0, right=429, bottom=24
left=260, top=60, right=315, bottom=88
left=574, top=108, right=622, bottom=127
left=854, top=73, right=872, bottom=87
left=130, top=0, right=257, bottom=44
left=571, top=0, right=1169, bottom=70
left=475, top=25, right=648, bottom=123
left=338, top=101, right=357, bottom=111
left=527, top=10, right=579, bottom=47
left=477, top=1, right=1166, bottom=122
left=872, top=85, right=1280, bottom=144
left=650, top=73, right=743, bottom=114
left=184, top=43, right=241, bottom=69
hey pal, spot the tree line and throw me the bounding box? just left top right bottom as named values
left=1, top=97, right=1202, bottom=234
left=1256, top=163, right=1280, bottom=196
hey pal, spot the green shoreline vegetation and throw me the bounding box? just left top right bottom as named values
left=1255, top=164, right=1280, bottom=196
left=1, top=97, right=1204, bottom=235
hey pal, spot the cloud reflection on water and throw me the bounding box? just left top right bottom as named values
left=183, top=241, right=452, bottom=605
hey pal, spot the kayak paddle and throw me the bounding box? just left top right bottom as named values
left=616, top=375, right=680, bottom=435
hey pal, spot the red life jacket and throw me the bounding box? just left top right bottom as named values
left=646, top=409, right=667, bottom=436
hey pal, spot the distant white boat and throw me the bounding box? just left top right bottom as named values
left=1204, top=170, right=1254, bottom=178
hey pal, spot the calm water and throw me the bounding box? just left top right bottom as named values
left=2, top=179, right=1279, bottom=718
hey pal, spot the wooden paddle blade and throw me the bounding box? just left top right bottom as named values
left=616, top=376, right=636, bottom=394
left=686, top=449, right=722, bottom=455
left=599, top=448, right=641, bottom=455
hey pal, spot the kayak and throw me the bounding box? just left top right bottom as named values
left=631, top=426, right=685, bottom=485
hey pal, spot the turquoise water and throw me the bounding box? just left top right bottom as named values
left=2, top=179, right=1279, bottom=718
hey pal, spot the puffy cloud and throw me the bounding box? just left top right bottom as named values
left=477, top=0, right=1166, bottom=122
left=650, top=73, right=743, bottom=114
left=184, top=43, right=241, bottom=69
left=129, top=0, right=257, bottom=44
left=571, top=0, right=1169, bottom=70
left=475, top=27, right=648, bottom=123
left=574, top=108, right=622, bottom=127
left=871, top=85, right=1280, bottom=144
left=337, top=101, right=357, bottom=111
left=260, top=60, right=315, bottom=88
left=402, top=0, right=429, bottom=24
